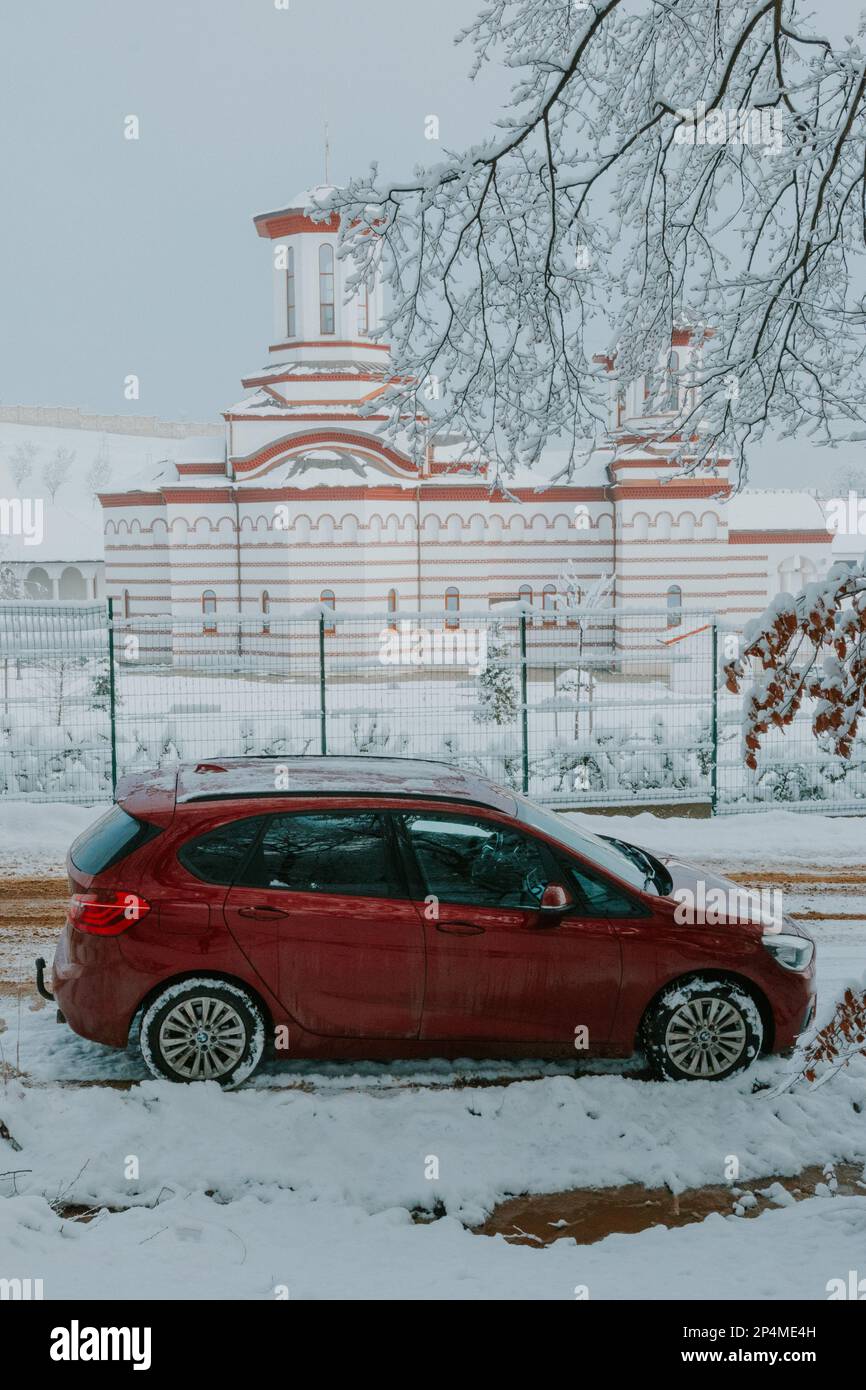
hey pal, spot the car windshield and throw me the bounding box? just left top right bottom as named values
left=513, top=796, right=662, bottom=895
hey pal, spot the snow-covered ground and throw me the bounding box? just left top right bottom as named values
left=0, top=1044, right=864, bottom=1299
left=1, top=1180, right=863, bottom=1300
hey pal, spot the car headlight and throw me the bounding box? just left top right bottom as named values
left=761, top=932, right=814, bottom=972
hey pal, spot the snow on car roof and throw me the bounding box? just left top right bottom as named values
left=174, top=755, right=516, bottom=811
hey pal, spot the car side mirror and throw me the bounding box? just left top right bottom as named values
left=533, top=882, right=574, bottom=926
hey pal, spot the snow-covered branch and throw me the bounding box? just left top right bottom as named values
left=321, top=0, right=866, bottom=481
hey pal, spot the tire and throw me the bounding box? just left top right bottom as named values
left=140, top=978, right=266, bottom=1086
left=641, top=977, right=764, bottom=1081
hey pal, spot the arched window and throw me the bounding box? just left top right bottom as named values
left=319, top=245, right=335, bottom=335
left=664, top=351, right=680, bottom=411
left=357, top=280, right=369, bottom=337
left=26, top=566, right=51, bottom=598
left=387, top=588, right=398, bottom=631
left=285, top=248, right=296, bottom=338
left=542, top=583, right=557, bottom=627
left=567, top=585, right=582, bottom=627
left=202, top=589, right=217, bottom=635
left=666, top=583, right=682, bottom=629
left=518, top=584, right=533, bottom=606
left=445, top=586, right=460, bottom=630
left=320, top=588, right=336, bottom=635
left=262, top=590, right=271, bottom=635
left=59, top=566, right=86, bottom=600
left=122, top=588, right=130, bottom=619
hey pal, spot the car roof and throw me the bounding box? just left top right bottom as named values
left=171, top=755, right=518, bottom=814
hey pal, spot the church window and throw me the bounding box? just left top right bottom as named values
left=286, top=249, right=296, bottom=338
left=358, top=280, right=369, bottom=337
left=445, top=586, right=460, bottom=629
left=262, top=590, right=271, bottom=634
left=666, top=584, right=682, bottom=629
left=319, top=245, right=335, bottom=335
left=542, top=583, right=557, bottom=626
left=664, top=351, right=680, bottom=411
left=321, top=588, right=336, bottom=635
left=202, top=589, right=217, bottom=635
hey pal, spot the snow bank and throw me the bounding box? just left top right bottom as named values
left=2, top=1058, right=865, bottom=1224
left=0, top=1186, right=862, bottom=1301
left=0, top=801, right=98, bottom=874
left=570, top=808, right=866, bottom=866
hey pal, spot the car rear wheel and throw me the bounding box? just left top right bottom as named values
left=641, top=977, right=763, bottom=1081
left=140, top=979, right=266, bottom=1086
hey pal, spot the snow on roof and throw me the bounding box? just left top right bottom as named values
left=288, top=184, right=337, bottom=210
left=0, top=419, right=224, bottom=562
left=427, top=441, right=612, bottom=490
left=235, top=451, right=416, bottom=490
left=225, top=396, right=380, bottom=417
left=245, top=359, right=384, bottom=382
left=725, top=488, right=829, bottom=532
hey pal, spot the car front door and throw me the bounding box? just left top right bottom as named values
left=396, top=810, right=623, bottom=1046
left=223, top=809, right=425, bottom=1038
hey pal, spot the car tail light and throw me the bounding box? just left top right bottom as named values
left=67, top=891, right=151, bottom=936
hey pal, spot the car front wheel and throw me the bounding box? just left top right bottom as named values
left=140, top=978, right=266, bottom=1086
left=641, top=977, right=764, bottom=1081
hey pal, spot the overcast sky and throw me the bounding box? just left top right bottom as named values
left=2, top=0, right=865, bottom=490
left=0, top=0, right=506, bottom=421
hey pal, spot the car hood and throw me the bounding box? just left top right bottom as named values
left=653, top=853, right=812, bottom=940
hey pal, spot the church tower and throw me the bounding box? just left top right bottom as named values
left=222, top=188, right=413, bottom=480
left=255, top=186, right=385, bottom=364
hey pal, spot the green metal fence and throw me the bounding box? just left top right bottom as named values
left=2, top=599, right=866, bottom=814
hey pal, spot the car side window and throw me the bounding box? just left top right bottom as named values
left=178, top=816, right=265, bottom=885
left=566, top=860, right=645, bottom=917
left=401, top=812, right=549, bottom=909
left=239, top=812, right=403, bottom=898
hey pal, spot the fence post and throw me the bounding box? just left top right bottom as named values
left=709, top=618, right=718, bottom=814
left=519, top=614, right=529, bottom=795
left=107, top=597, right=118, bottom=796
left=318, top=614, right=328, bottom=756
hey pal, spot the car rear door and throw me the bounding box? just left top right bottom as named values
left=395, top=810, right=622, bottom=1045
left=222, top=808, right=426, bottom=1038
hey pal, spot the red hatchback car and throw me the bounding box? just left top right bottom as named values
left=45, top=756, right=816, bottom=1086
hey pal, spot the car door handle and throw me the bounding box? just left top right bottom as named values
left=435, top=921, right=485, bottom=935
left=236, top=905, right=291, bottom=919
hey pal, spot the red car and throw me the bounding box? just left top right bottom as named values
left=44, top=757, right=816, bottom=1086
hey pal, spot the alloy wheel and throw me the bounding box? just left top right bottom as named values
left=157, top=995, right=247, bottom=1080
left=663, top=995, right=748, bottom=1078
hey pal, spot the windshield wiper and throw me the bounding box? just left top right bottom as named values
left=600, top=836, right=672, bottom=896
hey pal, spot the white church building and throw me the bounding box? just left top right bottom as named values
left=88, top=190, right=834, bottom=656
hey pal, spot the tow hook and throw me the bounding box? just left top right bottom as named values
left=35, top=957, right=54, bottom=1002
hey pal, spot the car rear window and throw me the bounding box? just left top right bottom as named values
left=177, top=816, right=265, bottom=885
left=70, top=805, right=162, bottom=875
